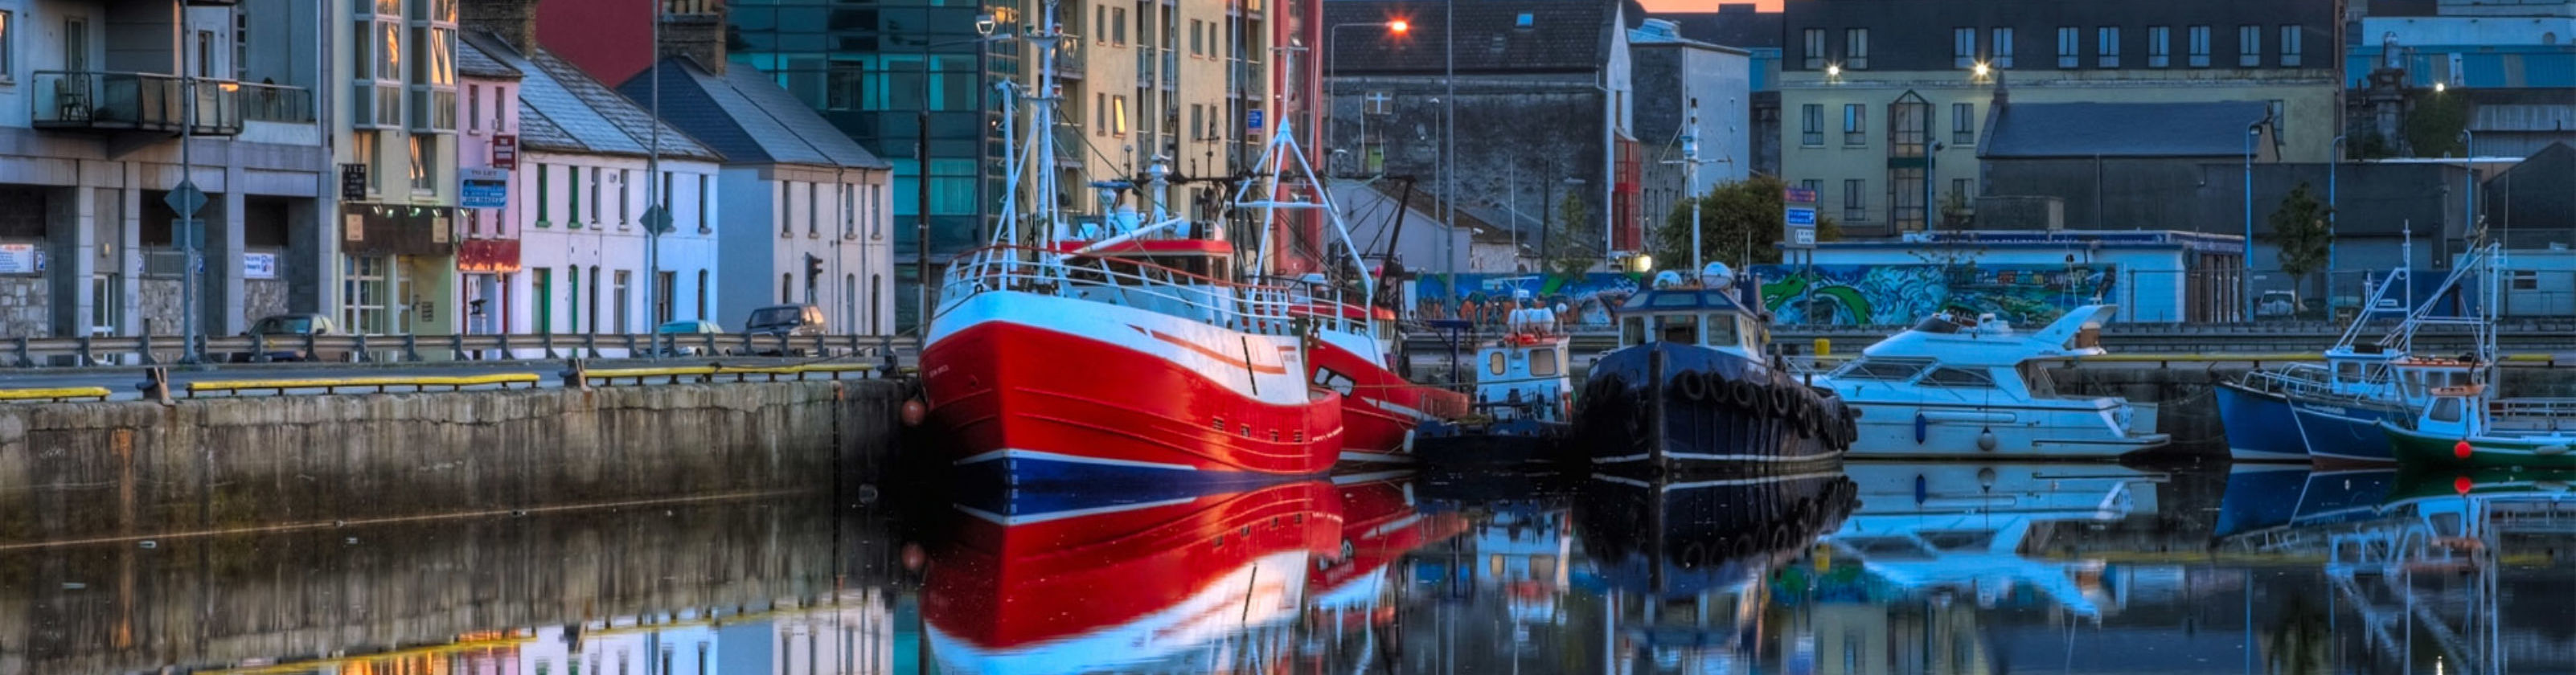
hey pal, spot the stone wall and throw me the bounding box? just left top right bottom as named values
left=0, top=276, right=45, bottom=338
left=0, top=379, right=906, bottom=542
left=137, top=278, right=183, bottom=335
left=243, top=278, right=289, bottom=325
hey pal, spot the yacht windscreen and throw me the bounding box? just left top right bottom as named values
left=1919, top=367, right=1997, bottom=388
left=1833, top=358, right=1932, bottom=381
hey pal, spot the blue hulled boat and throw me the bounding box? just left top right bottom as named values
left=1573, top=266, right=1854, bottom=473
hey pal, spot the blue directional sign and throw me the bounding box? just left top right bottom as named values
left=1247, top=109, right=1265, bottom=130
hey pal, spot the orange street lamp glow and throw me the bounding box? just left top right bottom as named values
left=1388, top=19, right=1410, bottom=33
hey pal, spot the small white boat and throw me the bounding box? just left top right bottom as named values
left=1813, top=305, right=2168, bottom=458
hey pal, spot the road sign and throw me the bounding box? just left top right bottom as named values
left=642, top=205, right=674, bottom=234
left=165, top=181, right=207, bottom=216
left=1247, top=109, right=1265, bottom=130
left=1784, top=186, right=1818, bottom=204
left=1789, top=223, right=1817, bottom=248
left=1786, top=206, right=1817, bottom=226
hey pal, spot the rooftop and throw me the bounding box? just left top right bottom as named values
left=459, top=31, right=720, bottom=162
left=617, top=57, right=890, bottom=170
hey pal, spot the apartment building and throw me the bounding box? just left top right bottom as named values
left=1779, top=0, right=2341, bottom=237
left=0, top=0, right=329, bottom=339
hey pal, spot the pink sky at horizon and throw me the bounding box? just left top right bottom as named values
left=1639, top=0, right=1782, bottom=12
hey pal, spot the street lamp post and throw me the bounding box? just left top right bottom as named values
left=913, top=17, right=1003, bottom=333
left=2243, top=122, right=2259, bottom=321
left=2329, top=133, right=2344, bottom=301
left=2462, top=129, right=2476, bottom=238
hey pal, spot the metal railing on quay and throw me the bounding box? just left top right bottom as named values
left=5, top=333, right=921, bottom=369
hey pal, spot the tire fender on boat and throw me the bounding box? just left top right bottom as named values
left=1767, top=384, right=1794, bottom=417
left=1676, top=370, right=1711, bottom=401
left=1729, top=379, right=1759, bottom=410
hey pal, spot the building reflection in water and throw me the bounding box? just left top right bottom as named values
left=17, top=462, right=2576, bottom=674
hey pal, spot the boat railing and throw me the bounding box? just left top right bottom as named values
left=1248, top=274, right=1375, bottom=337
left=2484, top=398, right=2576, bottom=426
left=938, top=245, right=1309, bottom=334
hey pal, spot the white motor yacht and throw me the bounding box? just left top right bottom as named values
left=1814, top=305, right=2168, bottom=458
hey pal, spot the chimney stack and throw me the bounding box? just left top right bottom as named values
left=461, top=0, right=544, bottom=55
left=660, top=0, right=728, bottom=76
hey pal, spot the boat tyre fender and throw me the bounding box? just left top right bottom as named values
left=1768, top=384, right=1795, bottom=418
left=1676, top=370, right=1711, bottom=402
left=1788, top=399, right=1813, bottom=438
left=1729, top=378, right=1759, bottom=410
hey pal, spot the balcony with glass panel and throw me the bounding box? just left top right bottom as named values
left=30, top=71, right=252, bottom=135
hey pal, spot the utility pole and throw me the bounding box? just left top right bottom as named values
left=176, top=0, right=203, bottom=363
left=645, top=1, right=663, bottom=350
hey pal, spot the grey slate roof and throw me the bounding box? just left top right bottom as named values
left=1323, top=0, right=1614, bottom=74
left=1981, top=101, right=2272, bottom=159
left=618, top=57, right=890, bottom=170
left=459, top=31, right=723, bottom=162
left=516, top=104, right=585, bottom=153
left=457, top=39, right=523, bottom=80
left=1652, top=5, right=1781, bottom=50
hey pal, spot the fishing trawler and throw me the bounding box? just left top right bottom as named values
left=1573, top=264, right=1855, bottom=472
left=1415, top=290, right=1575, bottom=465
left=918, top=4, right=1341, bottom=485
left=2217, top=246, right=2492, bottom=464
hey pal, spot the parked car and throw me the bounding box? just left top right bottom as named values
left=652, top=319, right=725, bottom=356
left=233, top=313, right=338, bottom=362
left=740, top=305, right=827, bottom=356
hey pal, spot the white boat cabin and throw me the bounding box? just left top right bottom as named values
left=1614, top=288, right=1766, bottom=359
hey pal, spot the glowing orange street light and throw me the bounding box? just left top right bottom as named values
left=1388, top=19, right=1410, bottom=33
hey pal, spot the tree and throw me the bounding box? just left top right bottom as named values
left=2404, top=90, right=2470, bottom=158
left=2268, top=181, right=2334, bottom=307
left=1938, top=186, right=1975, bottom=229
left=1541, top=193, right=1600, bottom=280
left=1651, top=174, right=1816, bottom=270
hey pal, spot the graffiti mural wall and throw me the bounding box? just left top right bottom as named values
left=1749, top=263, right=2119, bottom=326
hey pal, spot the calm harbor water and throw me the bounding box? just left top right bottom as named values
left=5, top=456, right=2573, bottom=674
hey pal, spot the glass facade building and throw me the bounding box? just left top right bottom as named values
left=728, top=0, right=1007, bottom=329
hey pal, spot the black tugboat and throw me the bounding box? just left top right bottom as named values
left=1573, top=265, right=1856, bottom=473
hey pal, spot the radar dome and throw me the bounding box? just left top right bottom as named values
left=1700, top=262, right=1735, bottom=290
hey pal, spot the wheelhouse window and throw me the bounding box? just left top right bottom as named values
left=1530, top=350, right=1560, bottom=377
left=1622, top=316, right=1647, bottom=346
left=1656, top=314, right=1700, bottom=344
left=2429, top=396, right=2463, bottom=423
left=1702, top=313, right=1742, bottom=349
left=1488, top=352, right=1508, bottom=376
left=1919, top=367, right=1996, bottom=388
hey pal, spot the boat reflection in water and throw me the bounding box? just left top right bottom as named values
left=922, top=472, right=1468, bottom=673
left=1576, top=471, right=1860, bottom=673
left=35, top=462, right=2576, bottom=675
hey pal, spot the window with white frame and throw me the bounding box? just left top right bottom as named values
left=1844, top=28, right=1868, bottom=69
left=2188, top=26, right=2210, bottom=67
left=2056, top=27, right=2078, bottom=68
left=1991, top=27, right=2013, bottom=68
left=2147, top=27, right=2170, bottom=68
left=2097, top=27, right=2119, bottom=68
left=1953, top=28, right=1975, bottom=69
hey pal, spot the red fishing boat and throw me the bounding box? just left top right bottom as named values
left=924, top=480, right=1343, bottom=673
left=917, top=5, right=1342, bottom=486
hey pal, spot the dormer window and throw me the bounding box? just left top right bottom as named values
left=1516, top=12, right=1534, bottom=29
